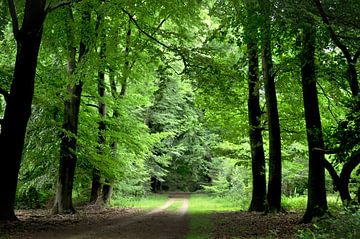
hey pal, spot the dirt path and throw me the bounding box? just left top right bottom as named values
left=1, top=193, right=190, bottom=239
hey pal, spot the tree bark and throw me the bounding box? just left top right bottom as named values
left=90, top=12, right=107, bottom=204
left=102, top=180, right=113, bottom=204
left=241, top=0, right=266, bottom=212
left=260, top=0, right=282, bottom=213
left=53, top=6, right=89, bottom=214
left=300, top=25, right=328, bottom=223
left=0, top=0, right=46, bottom=221
left=247, top=41, right=266, bottom=212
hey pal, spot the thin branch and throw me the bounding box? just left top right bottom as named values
left=121, top=8, right=170, bottom=50
left=312, top=147, right=339, bottom=154
left=121, top=8, right=188, bottom=73
left=7, top=0, right=19, bottom=38
left=0, top=88, right=9, bottom=102
left=46, top=0, right=81, bottom=13
left=85, top=103, right=99, bottom=109
left=316, top=81, right=338, bottom=122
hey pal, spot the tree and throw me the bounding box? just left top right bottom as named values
left=300, top=24, right=328, bottom=223
left=53, top=4, right=91, bottom=214
left=0, top=0, right=50, bottom=221
left=259, top=0, right=282, bottom=213
left=311, top=0, right=360, bottom=206
left=242, top=0, right=267, bottom=212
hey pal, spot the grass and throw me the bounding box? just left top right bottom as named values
left=186, top=194, right=247, bottom=239
left=282, top=194, right=343, bottom=212
left=167, top=201, right=183, bottom=212
left=110, top=192, right=351, bottom=239
left=111, top=193, right=168, bottom=211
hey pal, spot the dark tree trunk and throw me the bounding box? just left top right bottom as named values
left=338, top=153, right=360, bottom=204
left=247, top=41, right=267, bottom=212
left=300, top=25, right=328, bottom=223
left=347, top=63, right=359, bottom=97
left=53, top=6, right=89, bottom=214
left=90, top=13, right=107, bottom=204
left=323, top=152, right=360, bottom=205
left=90, top=169, right=102, bottom=204
left=260, top=0, right=282, bottom=213
left=0, top=0, right=46, bottom=221
left=102, top=181, right=113, bottom=204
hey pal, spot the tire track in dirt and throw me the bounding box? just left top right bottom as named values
left=29, top=193, right=190, bottom=239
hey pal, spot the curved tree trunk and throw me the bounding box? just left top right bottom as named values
left=300, top=25, right=328, bottom=223
left=0, top=0, right=46, bottom=221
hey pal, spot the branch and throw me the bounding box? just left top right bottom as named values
left=7, top=0, right=19, bottom=38
left=324, top=158, right=340, bottom=190
left=0, top=88, right=9, bottom=102
left=46, top=0, right=81, bottom=13
left=316, top=81, right=338, bottom=121
left=121, top=8, right=170, bottom=50
left=353, top=49, right=360, bottom=64
left=313, top=0, right=352, bottom=63
left=121, top=8, right=188, bottom=73
left=85, top=103, right=99, bottom=109
left=312, top=147, right=340, bottom=154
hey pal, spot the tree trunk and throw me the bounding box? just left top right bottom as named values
left=338, top=153, right=360, bottom=205
left=90, top=169, right=102, bottom=204
left=102, top=181, right=113, bottom=204
left=53, top=6, right=89, bottom=214
left=300, top=25, right=328, bottom=223
left=0, top=0, right=46, bottom=221
left=241, top=0, right=266, bottom=212
left=90, top=13, right=107, bottom=204
left=260, top=0, right=282, bottom=213
left=247, top=41, right=267, bottom=212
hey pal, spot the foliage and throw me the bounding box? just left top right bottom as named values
left=298, top=210, right=360, bottom=239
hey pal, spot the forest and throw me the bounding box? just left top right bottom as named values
left=0, top=0, right=360, bottom=238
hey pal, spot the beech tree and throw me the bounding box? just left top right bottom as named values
left=0, top=0, right=68, bottom=221
left=300, top=24, right=328, bottom=223
left=259, top=0, right=282, bottom=212
left=53, top=3, right=91, bottom=214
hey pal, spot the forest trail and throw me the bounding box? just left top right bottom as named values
left=2, top=193, right=190, bottom=239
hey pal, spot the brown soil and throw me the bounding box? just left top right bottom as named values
left=211, top=211, right=310, bottom=239
left=1, top=194, right=309, bottom=239
left=0, top=193, right=190, bottom=239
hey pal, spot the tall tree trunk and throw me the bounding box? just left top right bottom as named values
left=241, top=0, right=266, bottom=212
left=100, top=19, right=132, bottom=203
left=300, top=25, right=328, bottom=223
left=260, top=0, right=282, bottom=213
left=0, top=0, right=46, bottom=221
left=247, top=41, right=266, bottom=212
left=53, top=6, right=90, bottom=214
left=90, top=12, right=107, bottom=204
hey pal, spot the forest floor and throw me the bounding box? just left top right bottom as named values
left=1, top=193, right=309, bottom=239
